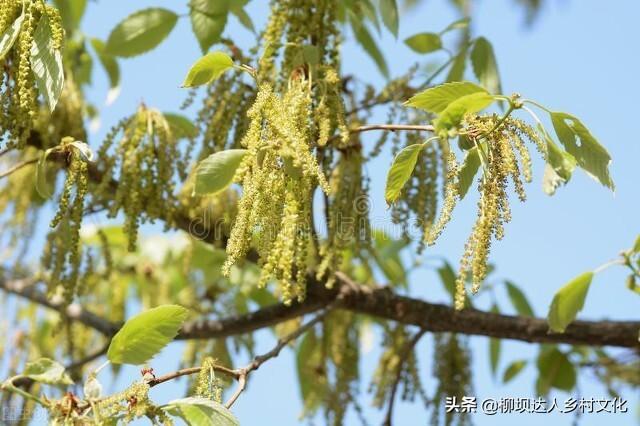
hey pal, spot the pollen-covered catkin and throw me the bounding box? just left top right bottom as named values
left=223, top=82, right=329, bottom=305
left=42, top=140, right=89, bottom=303
left=317, top=147, right=371, bottom=288
left=0, top=0, right=65, bottom=149
left=97, top=107, right=186, bottom=251
left=452, top=115, right=541, bottom=309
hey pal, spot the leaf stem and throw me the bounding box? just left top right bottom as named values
left=94, top=360, right=110, bottom=375
left=593, top=258, right=625, bottom=275
left=1, top=380, right=48, bottom=407
left=523, top=98, right=552, bottom=113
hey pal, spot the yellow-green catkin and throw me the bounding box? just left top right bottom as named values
left=98, top=107, right=186, bottom=251
left=0, top=0, right=64, bottom=148
left=195, top=357, right=223, bottom=403
left=195, top=69, right=254, bottom=158
left=431, top=333, right=472, bottom=426
left=223, top=82, right=329, bottom=305
left=453, top=115, right=540, bottom=309
left=317, top=147, right=371, bottom=287
left=42, top=139, right=89, bottom=303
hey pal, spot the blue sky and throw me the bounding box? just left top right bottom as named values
left=10, top=0, right=640, bottom=425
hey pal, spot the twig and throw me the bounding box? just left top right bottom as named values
left=11, top=344, right=110, bottom=388
left=0, top=146, right=14, bottom=157
left=350, top=124, right=435, bottom=134
left=224, top=300, right=339, bottom=408
left=148, top=365, right=239, bottom=388
left=326, top=123, right=436, bottom=146
left=0, top=158, right=38, bottom=179
left=383, top=329, right=427, bottom=426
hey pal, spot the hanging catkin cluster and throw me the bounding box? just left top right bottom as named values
left=391, top=131, right=459, bottom=252
left=217, top=0, right=354, bottom=304
left=33, top=73, right=86, bottom=147
left=259, top=0, right=348, bottom=146
left=0, top=0, right=64, bottom=148
left=431, top=333, right=472, bottom=426
left=41, top=139, right=89, bottom=303
left=0, top=146, right=41, bottom=253
left=452, top=114, right=543, bottom=309
left=317, top=147, right=371, bottom=288
left=96, top=107, right=187, bottom=251
left=369, top=326, right=427, bottom=411
left=195, top=69, right=255, bottom=159
left=223, top=82, right=330, bottom=304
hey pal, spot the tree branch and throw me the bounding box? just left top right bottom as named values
left=0, top=157, right=38, bottom=179
left=349, top=124, right=435, bottom=134
left=145, top=302, right=338, bottom=409
left=383, top=329, right=427, bottom=426
left=0, top=278, right=119, bottom=336
left=224, top=301, right=337, bottom=408
left=2, top=274, right=639, bottom=349
left=147, top=365, right=240, bottom=388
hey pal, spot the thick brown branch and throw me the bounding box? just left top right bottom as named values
left=3, top=274, right=639, bottom=349
left=331, top=273, right=640, bottom=348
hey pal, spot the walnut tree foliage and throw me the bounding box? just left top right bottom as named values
left=0, top=0, right=638, bottom=425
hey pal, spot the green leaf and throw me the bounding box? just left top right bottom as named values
left=633, top=235, right=640, bottom=254
left=436, top=261, right=456, bottom=301
left=0, top=11, right=25, bottom=60
left=53, top=0, right=87, bottom=32
left=190, top=0, right=230, bottom=53
left=105, top=8, right=178, bottom=57
left=536, top=347, right=576, bottom=394
left=470, top=37, right=501, bottom=95
left=164, top=397, right=239, bottom=426
left=547, top=272, right=593, bottom=333
left=349, top=13, right=389, bottom=78
left=405, top=81, right=486, bottom=113
left=489, top=304, right=501, bottom=376
left=69, top=141, right=94, bottom=162
left=404, top=32, right=442, bottom=54
left=297, top=331, right=317, bottom=402
left=550, top=112, right=614, bottom=190
left=23, top=358, right=73, bottom=385
left=35, top=147, right=55, bottom=199
left=296, top=330, right=327, bottom=415
left=229, top=0, right=255, bottom=33
left=384, top=143, right=424, bottom=204
left=371, top=229, right=409, bottom=286
left=435, top=92, right=495, bottom=132
left=379, top=0, right=399, bottom=36
left=107, top=305, right=188, bottom=365
left=30, top=15, right=65, bottom=112
left=194, top=149, right=248, bottom=196
left=457, top=146, right=480, bottom=198
left=505, top=281, right=534, bottom=317
left=446, top=45, right=468, bottom=82
left=90, top=38, right=120, bottom=90
left=440, top=17, right=470, bottom=34
left=181, top=51, right=234, bottom=88
left=164, top=113, right=198, bottom=139
left=503, top=360, right=527, bottom=383
left=357, top=0, right=381, bottom=33
left=541, top=126, right=577, bottom=195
